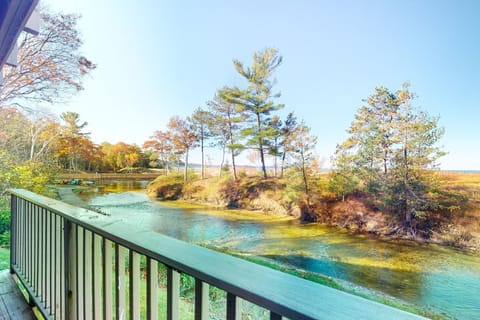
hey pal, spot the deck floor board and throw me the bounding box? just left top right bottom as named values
left=0, top=270, right=34, bottom=319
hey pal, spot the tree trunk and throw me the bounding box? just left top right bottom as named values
left=201, top=134, right=205, bottom=179
left=256, top=112, right=267, bottom=179
left=228, top=122, right=237, bottom=180
left=301, top=153, right=310, bottom=208
left=274, top=137, right=278, bottom=177
left=219, top=143, right=226, bottom=178
left=259, top=143, right=267, bottom=179
left=184, top=149, right=189, bottom=181
left=280, top=151, right=286, bottom=178
left=231, top=148, right=237, bottom=180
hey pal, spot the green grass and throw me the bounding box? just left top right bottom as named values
left=0, top=247, right=9, bottom=270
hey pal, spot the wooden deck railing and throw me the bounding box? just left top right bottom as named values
left=9, top=189, right=425, bottom=320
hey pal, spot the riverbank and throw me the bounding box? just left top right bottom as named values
left=146, top=173, right=480, bottom=253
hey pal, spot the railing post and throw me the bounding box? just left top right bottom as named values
left=9, top=194, right=16, bottom=274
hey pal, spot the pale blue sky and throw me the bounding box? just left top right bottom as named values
left=43, top=0, right=480, bottom=170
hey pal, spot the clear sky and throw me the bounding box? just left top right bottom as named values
left=42, top=0, right=480, bottom=170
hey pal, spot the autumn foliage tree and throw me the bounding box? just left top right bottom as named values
left=0, top=10, right=95, bottom=108
left=143, top=130, right=173, bottom=174
left=167, top=116, right=197, bottom=181
left=0, top=8, right=95, bottom=194
left=0, top=108, right=59, bottom=194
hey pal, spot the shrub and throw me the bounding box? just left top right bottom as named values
left=0, top=197, right=9, bottom=235
left=0, top=231, right=10, bottom=248
left=220, top=178, right=242, bottom=208
left=146, top=175, right=184, bottom=200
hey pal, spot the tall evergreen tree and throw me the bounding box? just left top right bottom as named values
left=332, top=84, right=445, bottom=234
left=280, top=112, right=298, bottom=178
left=58, top=111, right=89, bottom=172
left=268, top=115, right=282, bottom=177
left=189, top=107, right=212, bottom=179
left=207, top=88, right=245, bottom=180
left=227, top=48, right=284, bottom=178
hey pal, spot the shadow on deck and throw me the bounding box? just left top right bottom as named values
left=0, top=270, right=35, bottom=319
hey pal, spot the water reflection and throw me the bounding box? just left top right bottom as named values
left=76, top=180, right=480, bottom=319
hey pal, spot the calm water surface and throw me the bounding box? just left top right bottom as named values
left=77, top=180, right=480, bottom=319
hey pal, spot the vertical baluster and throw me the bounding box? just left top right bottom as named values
left=93, top=233, right=102, bottom=319
left=42, top=208, right=47, bottom=305
left=226, top=293, right=242, bottom=320
left=27, top=202, right=31, bottom=283
left=28, top=202, right=31, bottom=281
left=35, top=205, right=39, bottom=295
left=38, top=208, right=43, bottom=303
left=23, top=200, right=26, bottom=277
left=75, top=225, right=85, bottom=320
left=84, top=229, right=92, bottom=318
left=59, top=216, right=64, bottom=319
left=50, top=211, right=54, bottom=315
left=129, top=251, right=141, bottom=320
left=195, top=279, right=209, bottom=320
left=77, top=225, right=84, bottom=320
left=167, top=267, right=180, bottom=320
left=22, top=200, right=29, bottom=281
left=147, top=258, right=158, bottom=320
left=21, top=200, right=25, bottom=275
left=55, top=214, right=60, bottom=317
left=45, top=210, right=50, bottom=312
left=103, top=239, right=113, bottom=320
left=63, top=219, right=71, bottom=320
left=115, top=244, right=126, bottom=320
left=67, top=221, right=77, bottom=320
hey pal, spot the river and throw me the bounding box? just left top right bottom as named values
left=73, top=180, right=480, bottom=319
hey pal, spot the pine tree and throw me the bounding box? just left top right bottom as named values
left=189, top=107, right=212, bottom=179
left=207, top=87, right=245, bottom=180
left=226, top=48, right=284, bottom=178
left=332, top=84, right=445, bottom=234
